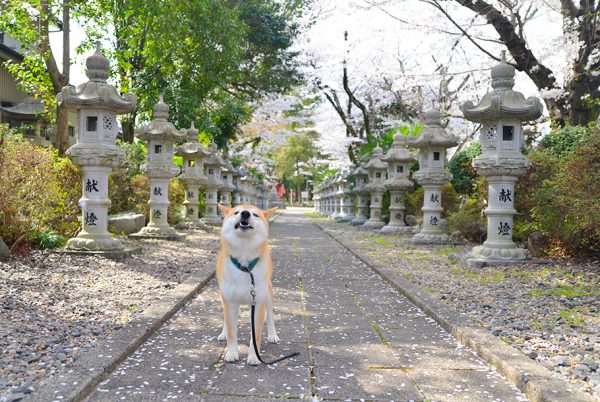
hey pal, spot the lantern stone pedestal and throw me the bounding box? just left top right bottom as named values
left=362, top=147, right=388, bottom=229
left=57, top=43, right=137, bottom=258
left=381, top=133, right=416, bottom=233
left=462, top=52, right=543, bottom=266
left=131, top=95, right=186, bottom=240
left=409, top=110, right=459, bottom=244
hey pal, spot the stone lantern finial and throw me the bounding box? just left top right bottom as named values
left=491, top=50, right=515, bottom=90
left=85, top=41, right=110, bottom=82
left=154, top=94, right=170, bottom=120
left=187, top=122, right=198, bottom=142
left=423, top=110, right=442, bottom=127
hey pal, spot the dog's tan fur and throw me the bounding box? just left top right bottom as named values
left=216, top=204, right=278, bottom=365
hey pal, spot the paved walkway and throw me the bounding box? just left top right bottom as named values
left=86, top=209, right=528, bottom=401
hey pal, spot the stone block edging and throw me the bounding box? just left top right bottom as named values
left=314, top=222, right=595, bottom=402
left=26, top=263, right=216, bottom=402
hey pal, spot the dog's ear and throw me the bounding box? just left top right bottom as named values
left=218, top=203, right=232, bottom=215
left=261, top=207, right=278, bottom=218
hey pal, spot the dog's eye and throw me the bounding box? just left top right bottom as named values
left=252, top=213, right=259, bottom=217
left=234, top=211, right=239, bottom=215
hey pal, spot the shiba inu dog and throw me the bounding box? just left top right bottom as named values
left=216, top=204, right=279, bottom=365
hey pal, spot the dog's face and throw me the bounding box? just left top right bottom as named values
left=219, top=204, right=277, bottom=250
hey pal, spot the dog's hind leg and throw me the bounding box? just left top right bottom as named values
left=247, top=300, right=266, bottom=365
left=266, top=282, right=280, bottom=344
left=222, top=298, right=240, bottom=362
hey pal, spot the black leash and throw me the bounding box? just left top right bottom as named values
left=239, top=264, right=300, bottom=365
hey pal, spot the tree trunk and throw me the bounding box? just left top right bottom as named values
left=121, top=115, right=136, bottom=143
left=56, top=106, right=69, bottom=154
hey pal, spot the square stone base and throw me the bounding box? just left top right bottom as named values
left=129, top=232, right=185, bottom=241
left=449, top=251, right=553, bottom=268
left=56, top=246, right=142, bottom=261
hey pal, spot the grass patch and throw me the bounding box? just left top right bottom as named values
left=450, top=267, right=505, bottom=284
left=366, top=235, right=395, bottom=249
left=559, top=307, right=586, bottom=327
left=126, top=304, right=141, bottom=313
left=431, top=247, right=460, bottom=256
left=501, top=335, right=512, bottom=345
left=529, top=286, right=599, bottom=298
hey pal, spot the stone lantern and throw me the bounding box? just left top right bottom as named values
left=221, top=159, right=237, bottom=208
left=462, top=51, right=542, bottom=265
left=342, top=173, right=356, bottom=222
left=201, top=143, right=225, bottom=226
left=132, top=95, right=186, bottom=239
left=409, top=110, right=459, bottom=243
left=58, top=43, right=135, bottom=254
left=381, top=133, right=416, bottom=233
left=174, top=123, right=210, bottom=230
left=334, top=174, right=348, bottom=220
left=363, top=147, right=388, bottom=229
left=350, top=165, right=369, bottom=225
left=231, top=168, right=243, bottom=206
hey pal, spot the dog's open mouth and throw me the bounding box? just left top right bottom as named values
left=235, top=222, right=254, bottom=231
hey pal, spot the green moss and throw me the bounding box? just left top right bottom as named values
left=559, top=308, right=586, bottom=327
left=431, top=247, right=460, bottom=256
left=529, top=286, right=599, bottom=298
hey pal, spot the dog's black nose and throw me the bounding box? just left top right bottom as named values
left=240, top=210, right=251, bottom=222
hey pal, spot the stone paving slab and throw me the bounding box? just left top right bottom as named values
left=82, top=208, right=529, bottom=401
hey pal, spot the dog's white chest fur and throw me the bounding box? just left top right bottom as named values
left=219, top=259, right=269, bottom=305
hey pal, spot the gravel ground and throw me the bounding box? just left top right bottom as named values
left=0, top=230, right=219, bottom=401
left=314, top=216, right=600, bottom=399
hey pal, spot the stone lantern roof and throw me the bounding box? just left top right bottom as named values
left=381, top=134, right=416, bottom=164
left=221, top=160, right=237, bottom=191
left=175, top=124, right=210, bottom=159
left=136, top=95, right=186, bottom=141
left=204, top=143, right=225, bottom=167
left=461, top=51, right=543, bottom=122
left=363, top=146, right=387, bottom=170
left=364, top=146, right=387, bottom=192
left=57, top=43, right=135, bottom=113
left=408, top=111, right=459, bottom=149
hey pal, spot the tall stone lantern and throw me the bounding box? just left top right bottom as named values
left=334, top=174, right=348, bottom=220
left=174, top=123, right=210, bottom=230
left=58, top=43, right=135, bottom=254
left=201, top=144, right=225, bottom=226
left=381, top=133, right=416, bottom=233
left=221, top=160, right=237, bottom=207
left=363, top=147, right=388, bottom=229
left=133, top=95, right=186, bottom=239
left=409, top=110, right=459, bottom=243
left=350, top=165, right=369, bottom=225
left=342, top=173, right=356, bottom=222
left=462, top=51, right=542, bottom=264
left=231, top=168, right=243, bottom=207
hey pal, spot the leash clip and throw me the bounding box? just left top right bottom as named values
left=250, top=289, right=256, bottom=305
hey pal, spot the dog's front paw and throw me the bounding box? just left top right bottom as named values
left=267, top=333, right=280, bottom=344
left=247, top=354, right=261, bottom=366
left=217, top=331, right=227, bottom=341
left=224, top=350, right=239, bottom=362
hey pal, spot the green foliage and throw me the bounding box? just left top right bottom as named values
left=359, top=125, right=422, bottom=157
left=538, top=125, right=593, bottom=158
left=116, top=139, right=147, bottom=177
left=0, top=125, right=80, bottom=249
left=447, top=177, right=487, bottom=242
left=168, top=179, right=186, bottom=224
left=448, top=142, right=482, bottom=195
left=35, top=228, right=67, bottom=249
left=516, top=126, right=600, bottom=255
left=404, top=187, right=423, bottom=217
